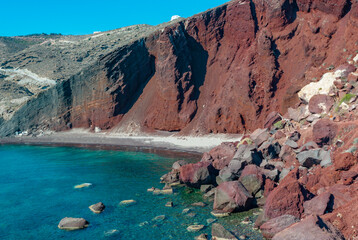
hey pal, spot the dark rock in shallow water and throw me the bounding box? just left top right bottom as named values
left=212, top=223, right=237, bottom=240
left=89, top=202, right=105, bottom=213
left=213, top=181, right=253, bottom=213
left=239, top=165, right=263, bottom=196
left=200, top=184, right=214, bottom=193
left=179, top=161, right=217, bottom=188
left=58, top=217, right=89, bottom=230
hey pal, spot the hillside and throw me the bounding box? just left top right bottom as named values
left=0, top=0, right=357, bottom=137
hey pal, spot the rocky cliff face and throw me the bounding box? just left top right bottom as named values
left=1, top=0, right=358, bottom=136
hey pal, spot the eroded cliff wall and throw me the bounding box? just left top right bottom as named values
left=1, top=0, right=358, bottom=136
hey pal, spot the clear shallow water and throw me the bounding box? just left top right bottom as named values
left=0, top=145, right=263, bottom=240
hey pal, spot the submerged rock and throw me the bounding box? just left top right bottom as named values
left=58, top=217, right=89, bottom=230
left=187, top=224, right=205, bottom=232
left=212, top=223, right=237, bottom=240
left=119, top=199, right=137, bottom=206
left=74, top=183, right=92, bottom=189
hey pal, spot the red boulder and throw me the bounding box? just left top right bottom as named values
left=313, top=119, right=337, bottom=146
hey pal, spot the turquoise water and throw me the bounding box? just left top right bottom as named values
left=0, top=145, right=263, bottom=240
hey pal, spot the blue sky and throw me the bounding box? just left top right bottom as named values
left=1, top=0, right=229, bottom=36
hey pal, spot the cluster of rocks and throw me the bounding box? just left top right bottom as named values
left=162, top=63, right=358, bottom=239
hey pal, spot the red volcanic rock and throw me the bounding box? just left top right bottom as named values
left=179, top=161, right=217, bottom=188
left=303, top=192, right=333, bottom=216
left=308, top=94, right=334, bottom=114
left=334, top=80, right=345, bottom=90
left=264, top=178, right=277, bottom=198
left=323, top=196, right=358, bottom=239
left=274, top=130, right=286, bottom=140
left=348, top=73, right=358, bottom=82
left=306, top=166, right=340, bottom=194
left=213, top=181, right=253, bottom=213
left=264, top=111, right=282, bottom=129
left=260, top=214, right=299, bottom=239
left=334, top=152, right=358, bottom=171
left=326, top=184, right=356, bottom=210
left=313, top=119, right=338, bottom=146
left=272, top=215, right=344, bottom=240
left=263, top=170, right=311, bottom=220
left=204, top=142, right=237, bottom=170
left=250, top=128, right=270, bottom=147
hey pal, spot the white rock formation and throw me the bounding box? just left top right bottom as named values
left=298, top=70, right=343, bottom=103
left=171, top=15, right=181, bottom=21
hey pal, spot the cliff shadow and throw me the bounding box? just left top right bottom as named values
left=186, top=34, right=208, bottom=102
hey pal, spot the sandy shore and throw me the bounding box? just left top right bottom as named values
left=0, top=128, right=242, bottom=154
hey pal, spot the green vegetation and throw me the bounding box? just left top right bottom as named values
left=273, top=120, right=285, bottom=129
left=339, top=93, right=355, bottom=105
left=237, top=138, right=253, bottom=147
left=335, top=93, right=356, bottom=112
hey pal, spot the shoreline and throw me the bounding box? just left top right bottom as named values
left=0, top=129, right=242, bottom=155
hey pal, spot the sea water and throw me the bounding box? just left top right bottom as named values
left=0, top=145, right=263, bottom=240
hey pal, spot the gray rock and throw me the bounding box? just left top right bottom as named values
left=58, top=217, right=89, bottom=230
left=285, top=139, right=298, bottom=149
left=231, top=144, right=263, bottom=167
left=289, top=131, right=301, bottom=142
left=89, top=202, right=105, bottom=213
left=306, top=114, right=321, bottom=123
left=240, top=175, right=262, bottom=196
left=259, top=141, right=281, bottom=160
left=219, top=167, right=237, bottom=182
left=204, top=188, right=216, bottom=201
left=320, top=150, right=332, bottom=167
left=279, top=168, right=290, bottom=181
left=200, top=184, right=214, bottom=193
left=172, top=160, right=188, bottom=170
left=212, top=223, right=238, bottom=240
left=262, top=168, right=279, bottom=181
left=296, top=149, right=331, bottom=168
left=288, top=106, right=310, bottom=122
left=296, top=141, right=319, bottom=153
